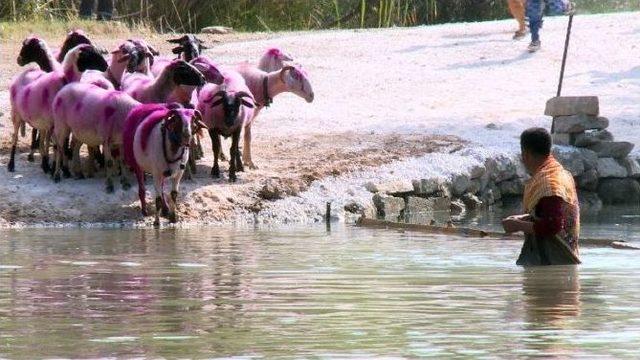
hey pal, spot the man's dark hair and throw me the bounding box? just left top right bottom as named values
left=520, top=127, right=552, bottom=157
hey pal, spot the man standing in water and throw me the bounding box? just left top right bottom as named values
left=502, top=128, right=581, bottom=265
left=526, top=0, right=575, bottom=52
left=508, top=0, right=527, bottom=40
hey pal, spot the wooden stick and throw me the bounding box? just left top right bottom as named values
left=356, top=217, right=640, bottom=250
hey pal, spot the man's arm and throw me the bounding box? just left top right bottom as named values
left=501, top=196, right=564, bottom=235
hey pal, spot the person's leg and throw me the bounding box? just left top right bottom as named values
left=508, top=0, right=527, bottom=39
left=79, top=0, right=95, bottom=19
left=96, top=0, right=114, bottom=21
left=526, top=0, right=544, bottom=49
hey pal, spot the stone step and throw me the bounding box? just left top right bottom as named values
left=553, top=114, right=608, bottom=133
left=587, top=141, right=634, bottom=159
left=573, top=129, right=614, bottom=147
left=545, top=96, right=599, bottom=117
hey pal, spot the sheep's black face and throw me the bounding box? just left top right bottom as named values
left=172, top=61, right=205, bottom=86
left=57, top=32, right=92, bottom=62
left=168, top=34, right=206, bottom=62
left=222, top=96, right=241, bottom=128
left=18, top=38, right=51, bottom=71
left=77, top=46, right=108, bottom=72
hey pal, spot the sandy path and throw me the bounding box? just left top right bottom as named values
left=0, top=12, right=638, bottom=226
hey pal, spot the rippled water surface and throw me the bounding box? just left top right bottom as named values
left=1, top=224, right=640, bottom=358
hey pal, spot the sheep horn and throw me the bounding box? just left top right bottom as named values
left=172, top=46, right=184, bottom=55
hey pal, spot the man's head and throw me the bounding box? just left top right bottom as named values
left=520, top=127, right=552, bottom=174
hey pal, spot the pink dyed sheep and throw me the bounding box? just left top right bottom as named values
left=197, top=71, right=255, bottom=182
left=257, top=47, right=294, bottom=72
left=123, top=104, right=206, bottom=226
left=51, top=83, right=140, bottom=192
left=8, top=44, right=108, bottom=174
left=235, top=64, right=314, bottom=169
left=54, top=30, right=94, bottom=63
left=121, top=59, right=205, bottom=104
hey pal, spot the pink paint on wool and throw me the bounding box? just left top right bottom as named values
left=74, top=102, right=82, bottom=112
left=41, top=88, right=50, bottom=107
left=104, top=106, right=115, bottom=120
left=122, top=104, right=167, bottom=172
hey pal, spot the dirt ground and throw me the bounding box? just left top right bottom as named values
left=0, top=30, right=462, bottom=226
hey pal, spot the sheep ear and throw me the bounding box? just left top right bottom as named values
left=172, top=46, right=184, bottom=55
left=117, top=53, right=131, bottom=63
left=167, top=36, right=187, bottom=44
left=147, top=45, right=160, bottom=56
left=279, top=66, right=295, bottom=82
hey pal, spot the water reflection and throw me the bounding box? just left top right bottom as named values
left=1, top=226, right=639, bottom=358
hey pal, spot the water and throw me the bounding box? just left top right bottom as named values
left=1, top=225, right=640, bottom=358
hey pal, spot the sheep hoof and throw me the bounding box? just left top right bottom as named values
left=248, top=163, right=259, bottom=170
left=161, top=206, right=170, bottom=217
left=229, top=173, right=237, bottom=183
left=41, top=159, right=50, bottom=174
left=27, top=154, right=35, bottom=162
left=105, top=183, right=115, bottom=194
left=211, top=166, right=220, bottom=178
left=62, top=167, right=71, bottom=178
left=53, top=173, right=61, bottom=183
left=169, top=212, right=178, bottom=223
left=153, top=219, right=160, bottom=228
left=219, top=153, right=228, bottom=162
left=7, top=161, right=15, bottom=172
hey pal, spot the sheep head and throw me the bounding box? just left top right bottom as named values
left=17, top=37, right=53, bottom=71
left=168, top=34, right=208, bottom=62
left=57, top=30, right=94, bottom=62
left=169, top=60, right=206, bottom=87
left=73, top=44, right=109, bottom=72
left=128, top=39, right=158, bottom=70
left=112, top=41, right=145, bottom=73
left=280, top=65, right=314, bottom=103
left=209, top=90, right=255, bottom=127
left=266, top=47, right=294, bottom=62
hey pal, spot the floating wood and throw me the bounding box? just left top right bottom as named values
left=356, top=218, right=640, bottom=251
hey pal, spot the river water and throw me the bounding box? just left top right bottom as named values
left=1, top=221, right=639, bottom=358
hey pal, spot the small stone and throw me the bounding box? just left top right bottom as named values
left=450, top=200, right=465, bottom=215
left=451, top=174, right=471, bottom=197
left=461, top=193, right=483, bottom=210
left=365, top=180, right=414, bottom=195
left=485, top=123, right=501, bottom=130
left=470, top=165, right=485, bottom=179
left=573, top=129, right=614, bottom=147
left=372, top=194, right=405, bottom=221
left=577, top=148, right=598, bottom=171
left=201, top=26, right=234, bottom=34
left=621, top=158, right=640, bottom=179
left=404, top=196, right=451, bottom=223
left=578, top=191, right=603, bottom=214
left=552, top=133, right=573, bottom=146
left=553, top=115, right=608, bottom=133
left=598, top=179, right=640, bottom=205
left=577, top=169, right=599, bottom=191
left=412, top=178, right=442, bottom=195
left=596, top=158, right=628, bottom=178
left=498, top=179, right=524, bottom=196
left=587, top=141, right=634, bottom=159
left=545, top=96, right=599, bottom=116
left=552, top=147, right=585, bottom=177
left=488, top=156, right=517, bottom=182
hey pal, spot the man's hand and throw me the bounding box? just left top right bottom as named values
left=502, top=214, right=534, bottom=234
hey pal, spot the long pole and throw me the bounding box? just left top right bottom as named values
left=553, top=13, right=575, bottom=133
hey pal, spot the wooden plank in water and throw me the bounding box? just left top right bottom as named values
left=356, top=218, right=639, bottom=250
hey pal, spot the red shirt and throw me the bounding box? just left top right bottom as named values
left=533, top=196, right=565, bottom=237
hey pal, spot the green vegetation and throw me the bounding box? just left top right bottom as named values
left=0, top=0, right=638, bottom=34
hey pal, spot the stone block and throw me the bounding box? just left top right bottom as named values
left=470, top=165, right=486, bottom=179
left=365, top=180, right=414, bottom=195
left=461, top=193, right=483, bottom=210
left=578, top=191, right=603, bottom=214
left=487, top=156, right=517, bottom=182
left=552, top=133, right=573, bottom=146
left=373, top=194, right=405, bottom=221
left=621, top=158, right=640, bottom=179
left=451, top=174, right=471, bottom=197
left=587, top=141, right=634, bottom=159
left=412, top=178, right=442, bottom=196
left=553, top=115, right=608, bottom=133
left=545, top=96, right=599, bottom=116
left=577, top=169, right=599, bottom=191
left=598, top=179, right=640, bottom=205
left=201, top=26, right=234, bottom=34
left=596, top=158, right=628, bottom=178
left=552, top=147, right=585, bottom=177
left=404, top=196, right=451, bottom=224
left=577, top=148, right=599, bottom=171
left=573, top=129, right=614, bottom=147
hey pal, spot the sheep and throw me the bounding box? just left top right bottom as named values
left=190, top=56, right=224, bottom=85
left=123, top=104, right=206, bottom=226
left=150, top=34, right=208, bottom=77
left=51, top=83, right=140, bottom=192
left=257, top=47, right=294, bottom=72
left=8, top=44, right=108, bottom=174
left=197, top=71, right=255, bottom=182
left=121, top=59, right=205, bottom=104
left=235, top=64, right=314, bottom=169
left=55, top=30, right=94, bottom=63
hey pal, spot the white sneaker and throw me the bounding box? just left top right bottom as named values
left=528, top=40, right=541, bottom=53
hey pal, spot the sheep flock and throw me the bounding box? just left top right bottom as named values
left=8, top=30, right=314, bottom=226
